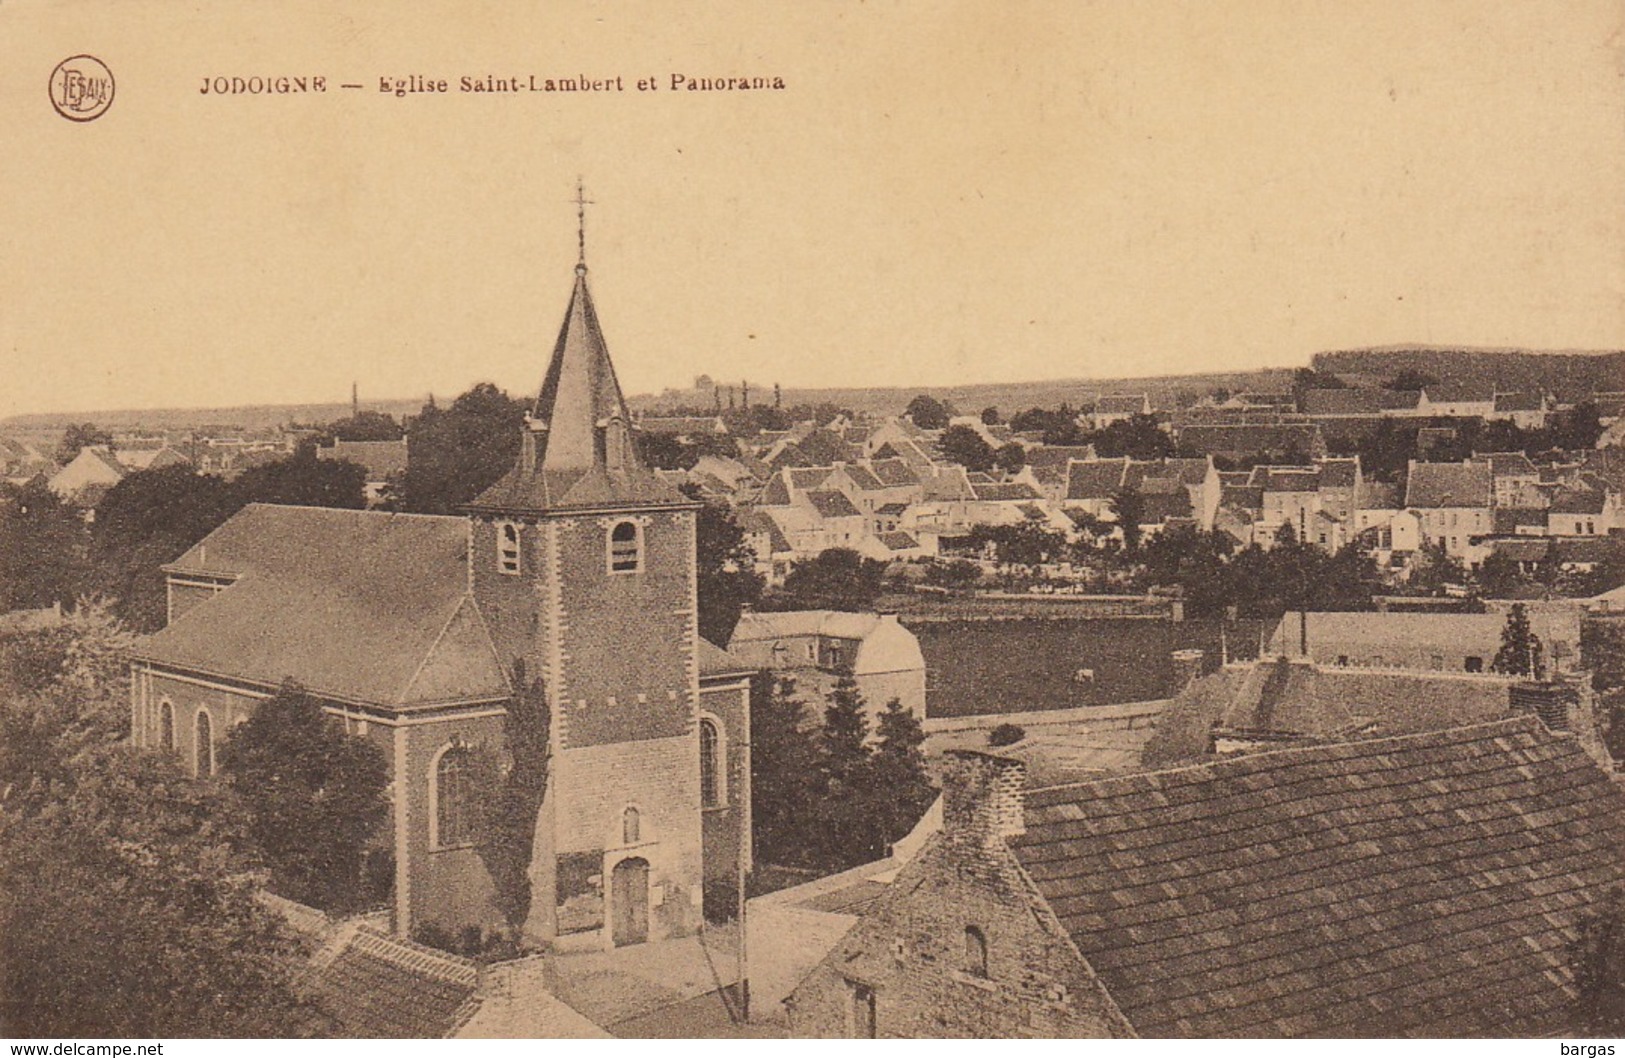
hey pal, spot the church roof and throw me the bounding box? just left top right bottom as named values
left=137, top=504, right=509, bottom=710
left=468, top=267, right=687, bottom=514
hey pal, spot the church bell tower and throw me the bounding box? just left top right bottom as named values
left=465, top=194, right=705, bottom=948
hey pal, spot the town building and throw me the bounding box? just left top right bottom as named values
left=129, top=249, right=754, bottom=948
left=727, top=609, right=926, bottom=722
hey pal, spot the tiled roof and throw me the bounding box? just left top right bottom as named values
left=136, top=505, right=508, bottom=709
left=876, top=501, right=909, bottom=516
left=1219, top=484, right=1264, bottom=510
left=1300, top=389, right=1420, bottom=416
left=972, top=481, right=1041, bottom=502
left=1138, top=490, right=1193, bottom=524
left=1011, top=716, right=1625, bottom=1038
left=1470, top=452, right=1539, bottom=478
left=805, top=489, right=862, bottom=518
left=1493, top=508, right=1549, bottom=533
left=1404, top=461, right=1492, bottom=509
left=1316, top=458, right=1359, bottom=488
left=1425, top=381, right=1496, bottom=403
left=1161, top=457, right=1211, bottom=485
left=1550, top=488, right=1606, bottom=515
left=839, top=464, right=884, bottom=491
left=1065, top=459, right=1129, bottom=501
left=1354, top=480, right=1400, bottom=510
left=920, top=467, right=975, bottom=501
left=877, top=531, right=919, bottom=551
left=306, top=927, right=480, bottom=1038
left=868, top=457, right=920, bottom=487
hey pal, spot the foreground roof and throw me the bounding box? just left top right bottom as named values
left=1011, top=716, right=1625, bottom=1037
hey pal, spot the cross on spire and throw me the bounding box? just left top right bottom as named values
left=574, top=177, right=594, bottom=271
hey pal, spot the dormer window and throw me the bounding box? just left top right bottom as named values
left=609, top=520, right=641, bottom=573
left=498, top=521, right=521, bottom=575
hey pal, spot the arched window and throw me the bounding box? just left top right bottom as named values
left=194, top=709, right=214, bottom=777
left=699, top=718, right=722, bottom=808
left=435, top=747, right=473, bottom=848
left=609, top=521, right=641, bottom=573
left=159, top=699, right=175, bottom=750
left=963, top=926, right=989, bottom=978
left=497, top=521, right=521, bottom=575
left=622, top=806, right=641, bottom=845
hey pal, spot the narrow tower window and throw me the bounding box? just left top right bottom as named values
left=609, top=520, right=641, bottom=573
left=435, top=746, right=473, bottom=848
left=622, top=806, right=641, bottom=845
left=964, top=926, right=989, bottom=978
left=497, top=521, right=521, bottom=575
left=159, top=699, right=175, bottom=750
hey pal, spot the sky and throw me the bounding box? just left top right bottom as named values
left=2, top=0, right=1623, bottom=419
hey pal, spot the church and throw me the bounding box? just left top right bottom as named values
left=128, top=245, right=754, bottom=950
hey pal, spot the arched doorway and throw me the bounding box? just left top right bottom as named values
left=610, top=857, right=650, bottom=947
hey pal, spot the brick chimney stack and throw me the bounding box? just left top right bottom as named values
left=942, top=750, right=1027, bottom=848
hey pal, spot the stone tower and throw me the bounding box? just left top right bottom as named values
left=466, top=256, right=706, bottom=949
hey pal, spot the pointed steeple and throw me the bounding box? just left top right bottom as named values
left=466, top=228, right=689, bottom=516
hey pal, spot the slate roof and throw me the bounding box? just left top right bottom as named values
left=1219, top=484, right=1264, bottom=510
left=806, top=489, right=862, bottom=518
left=839, top=464, right=884, bottom=491
left=1316, top=457, right=1359, bottom=488
left=306, top=927, right=480, bottom=1038
left=1010, top=716, right=1625, bottom=1038
left=136, top=505, right=509, bottom=709
left=1405, top=461, right=1492, bottom=508
left=877, top=531, right=920, bottom=551
left=1550, top=488, right=1606, bottom=515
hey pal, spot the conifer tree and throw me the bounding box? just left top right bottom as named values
left=748, top=672, right=822, bottom=869
left=864, top=698, right=937, bottom=849
left=817, top=674, right=877, bottom=867
left=1491, top=603, right=1546, bottom=679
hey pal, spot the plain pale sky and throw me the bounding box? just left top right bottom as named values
left=2, top=0, right=1622, bottom=419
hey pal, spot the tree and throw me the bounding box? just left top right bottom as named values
left=324, top=410, right=404, bottom=442
left=1091, top=414, right=1173, bottom=459
left=939, top=424, right=995, bottom=472
left=772, top=548, right=888, bottom=612
left=235, top=450, right=368, bottom=510
left=1111, top=486, right=1146, bottom=554
left=994, top=442, right=1027, bottom=474
left=863, top=699, right=936, bottom=849
left=684, top=486, right=764, bottom=645
left=748, top=673, right=822, bottom=869
left=816, top=674, right=879, bottom=867
left=471, top=661, right=550, bottom=941
left=921, top=557, right=982, bottom=591
left=0, top=480, right=90, bottom=611
left=988, top=723, right=1025, bottom=747
left=966, top=522, right=1067, bottom=574
left=979, top=406, right=1002, bottom=426
left=904, top=394, right=950, bottom=430
left=90, top=465, right=243, bottom=631
left=1572, top=887, right=1625, bottom=1034
left=54, top=422, right=113, bottom=465
left=1491, top=603, right=1546, bottom=679
left=218, top=682, right=390, bottom=912
left=398, top=383, right=526, bottom=513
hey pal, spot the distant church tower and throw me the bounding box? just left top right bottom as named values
left=464, top=230, right=712, bottom=948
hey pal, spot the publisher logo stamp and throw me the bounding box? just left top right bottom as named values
left=50, top=55, right=115, bottom=122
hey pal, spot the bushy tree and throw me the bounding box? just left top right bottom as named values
left=905, top=394, right=951, bottom=430
left=939, top=424, right=995, bottom=472
left=979, top=407, right=1002, bottom=426
left=771, top=548, right=888, bottom=612
left=324, top=410, right=404, bottom=442
left=965, top=522, right=1067, bottom=574
left=398, top=383, right=526, bottom=513
left=54, top=422, right=113, bottom=465
left=994, top=442, right=1027, bottom=474
left=921, top=557, right=983, bottom=591
left=1111, top=486, right=1146, bottom=554
left=234, top=450, right=368, bottom=510
left=218, top=683, right=390, bottom=912
left=1092, top=414, right=1173, bottom=459
left=0, top=480, right=89, bottom=611
left=90, top=465, right=243, bottom=631
left=684, top=485, right=764, bottom=645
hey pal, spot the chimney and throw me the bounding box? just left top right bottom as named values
left=941, top=750, right=1027, bottom=845
left=1509, top=680, right=1576, bottom=732
left=1171, top=648, right=1205, bottom=690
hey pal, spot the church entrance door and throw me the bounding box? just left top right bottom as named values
left=611, top=857, right=650, bottom=947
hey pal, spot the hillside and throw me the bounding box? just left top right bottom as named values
left=1311, top=347, right=1624, bottom=399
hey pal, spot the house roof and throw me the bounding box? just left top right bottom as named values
left=1175, top=423, right=1324, bottom=456
left=1097, top=395, right=1149, bottom=415
left=1300, top=388, right=1420, bottom=416
left=1354, top=480, right=1400, bottom=510
left=637, top=415, right=726, bottom=436
left=1425, top=381, right=1496, bottom=404
left=1470, top=452, right=1539, bottom=478
left=1493, top=508, right=1549, bottom=533
left=876, top=501, right=909, bottom=516
left=1494, top=392, right=1544, bottom=413
left=1550, top=487, right=1606, bottom=515
left=805, top=489, right=862, bottom=518
left=1011, top=715, right=1625, bottom=1038
left=972, top=481, right=1041, bottom=502
left=731, top=609, right=885, bottom=643
left=306, top=927, right=480, bottom=1038
left=1316, top=457, right=1359, bottom=488
left=1404, top=461, right=1492, bottom=508
left=1138, top=490, right=1193, bottom=524
left=1065, top=459, right=1129, bottom=501
left=877, top=531, right=920, bottom=551
left=1219, top=484, right=1264, bottom=510
left=868, top=457, right=920, bottom=487
left=136, top=505, right=509, bottom=709
left=839, top=464, right=884, bottom=491
left=920, top=467, right=975, bottom=501
left=697, top=637, right=752, bottom=678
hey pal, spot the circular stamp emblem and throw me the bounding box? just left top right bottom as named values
left=49, top=55, right=115, bottom=122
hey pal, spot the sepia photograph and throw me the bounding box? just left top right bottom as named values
left=2, top=0, right=1624, bottom=1042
